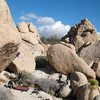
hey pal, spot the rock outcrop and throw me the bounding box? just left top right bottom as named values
left=12, top=42, right=36, bottom=73
left=0, top=0, right=21, bottom=72
left=47, top=43, right=96, bottom=79
left=17, top=22, right=45, bottom=58
left=78, top=41, right=100, bottom=78
left=61, top=19, right=99, bottom=52
left=79, top=41, right=100, bottom=65
left=9, top=22, right=46, bottom=73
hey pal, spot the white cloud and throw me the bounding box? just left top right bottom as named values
left=38, top=21, right=70, bottom=38
left=20, top=13, right=37, bottom=20
left=37, top=17, right=55, bottom=25
left=20, top=13, right=70, bottom=37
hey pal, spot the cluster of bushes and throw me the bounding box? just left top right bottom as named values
left=41, top=35, right=60, bottom=44
left=14, top=71, right=34, bottom=87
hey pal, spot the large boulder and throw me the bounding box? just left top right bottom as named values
left=61, top=19, right=99, bottom=52
left=47, top=43, right=96, bottom=79
left=12, top=42, right=36, bottom=73
left=0, top=0, right=21, bottom=72
left=70, top=71, right=88, bottom=96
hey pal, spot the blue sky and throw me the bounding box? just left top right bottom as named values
left=7, top=0, right=100, bottom=37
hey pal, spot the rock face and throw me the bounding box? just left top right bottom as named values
left=47, top=43, right=96, bottom=79
left=0, top=0, right=45, bottom=73
left=0, top=0, right=21, bottom=72
left=79, top=41, right=100, bottom=65
left=78, top=41, right=100, bottom=78
left=17, top=22, right=45, bottom=58
left=7, top=22, right=46, bottom=73
left=94, top=95, right=100, bottom=100
left=77, top=84, right=100, bottom=100
left=12, top=42, right=36, bottom=73
left=70, top=71, right=88, bottom=96
left=61, top=19, right=99, bottom=52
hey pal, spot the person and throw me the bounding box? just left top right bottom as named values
left=8, top=81, right=13, bottom=88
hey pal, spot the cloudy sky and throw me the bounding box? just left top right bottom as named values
left=7, top=0, right=100, bottom=37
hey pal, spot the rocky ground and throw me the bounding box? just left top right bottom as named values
left=0, top=0, right=100, bottom=100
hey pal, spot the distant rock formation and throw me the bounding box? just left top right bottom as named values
left=16, top=22, right=45, bottom=58
left=61, top=18, right=99, bottom=52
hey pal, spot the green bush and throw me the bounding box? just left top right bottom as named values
left=15, top=71, right=34, bottom=87
left=41, top=35, right=60, bottom=44
left=88, top=79, right=99, bottom=86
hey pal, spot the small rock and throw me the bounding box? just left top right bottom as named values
left=10, top=73, right=16, bottom=79
left=59, top=84, right=71, bottom=98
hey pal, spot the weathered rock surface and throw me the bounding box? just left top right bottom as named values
left=61, top=19, right=99, bottom=52
left=47, top=43, right=96, bottom=78
left=59, top=84, right=71, bottom=97
left=0, top=0, right=21, bottom=72
left=78, top=41, right=100, bottom=78
left=17, top=22, right=45, bottom=58
left=79, top=41, right=100, bottom=65
left=0, top=71, right=10, bottom=83
left=70, top=71, right=88, bottom=96
left=94, top=95, right=100, bottom=100
left=77, top=84, right=100, bottom=100
left=12, top=42, right=36, bottom=73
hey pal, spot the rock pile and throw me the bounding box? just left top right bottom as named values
left=61, top=18, right=99, bottom=52
left=1, top=0, right=100, bottom=100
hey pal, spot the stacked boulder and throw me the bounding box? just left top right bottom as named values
left=61, top=18, right=100, bottom=79
left=12, top=22, right=45, bottom=73
left=61, top=18, right=99, bottom=53
left=46, top=19, right=100, bottom=99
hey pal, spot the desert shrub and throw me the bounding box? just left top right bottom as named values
left=15, top=71, right=34, bottom=87
left=41, top=35, right=60, bottom=44
left=88, top=79, right=99, bottom=100
left=88, top=79, right=99, bottom=86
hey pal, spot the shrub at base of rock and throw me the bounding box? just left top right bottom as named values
left=32, top=70, right=71, bottom=97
